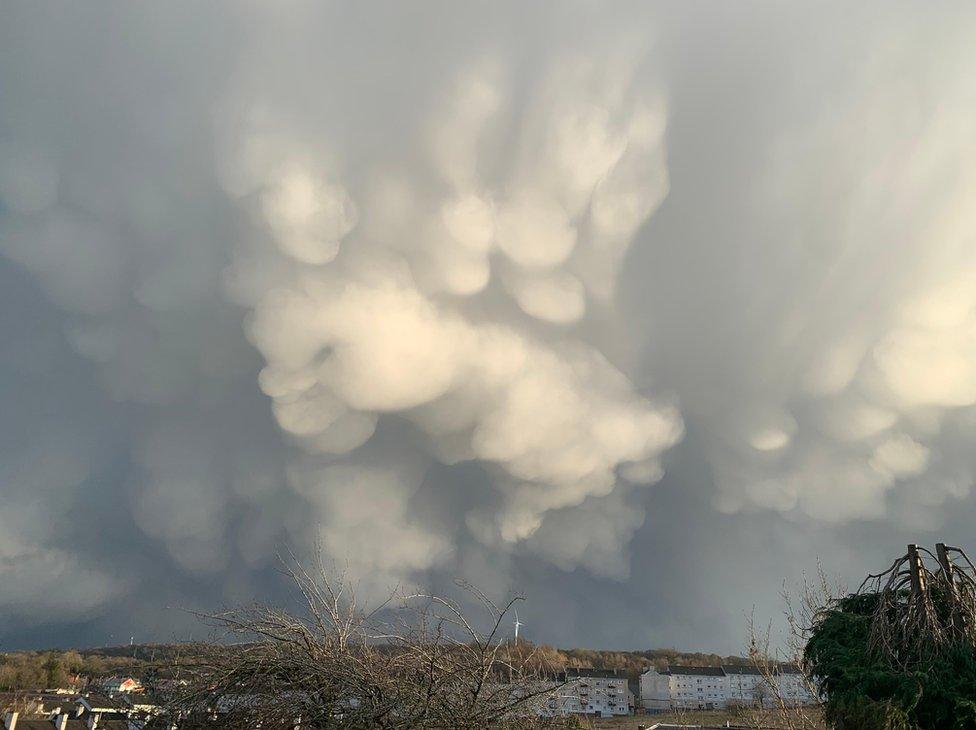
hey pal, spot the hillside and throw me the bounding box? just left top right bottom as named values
left=0, top=642, right=750, bottom=691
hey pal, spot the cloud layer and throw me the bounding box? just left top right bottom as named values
left=4, top=1, right=976, bottom=651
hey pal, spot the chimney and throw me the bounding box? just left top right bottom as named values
left=3, top=711, right=18, bottom=730
left=86, top=712, right=100, bottom=730
left=54, top=714, right=69, bottom=730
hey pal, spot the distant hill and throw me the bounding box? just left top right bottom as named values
left=1, top=642, right=751, bottom=690
left=559, top=646, right=752, bottom=673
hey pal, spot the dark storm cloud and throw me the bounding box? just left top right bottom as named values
left=2, top=1, right=976, bottom=653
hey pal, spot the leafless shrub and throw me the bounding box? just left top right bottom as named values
left=744, top=561, right=837, bottom=730
left=857, top=543, right=976, bottom=670
left=154, top=552, right=570, bottom=728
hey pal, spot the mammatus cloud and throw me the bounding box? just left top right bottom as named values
left=4, top=1, right=976, bottom=650
left=222, top=39, right=680, bottom=587
left=0, top=1, right=679, bottom=633
left=686, top=13, right=976, bottom=526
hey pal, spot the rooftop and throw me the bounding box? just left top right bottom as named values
left=665, top=665, right=726, bottom=677
left=646, top=663, right=805, bottom=678
left=721, top=665, right=763, bottom=675
left=561, top=667, right=626, bottom=680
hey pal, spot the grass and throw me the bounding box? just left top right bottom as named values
left=574, top=706, right=825, bottom=728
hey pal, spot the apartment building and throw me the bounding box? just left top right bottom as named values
left=640, top=664, right=816, bottom=711
left=546, top=668, right=631, bottom=717
left=644, top=666, right=727, bottom=710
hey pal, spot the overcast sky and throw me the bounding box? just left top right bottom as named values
left=3, top=1, right=976, bottom=653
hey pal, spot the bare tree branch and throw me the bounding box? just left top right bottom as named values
left=154, top=552, right=570, bottom=729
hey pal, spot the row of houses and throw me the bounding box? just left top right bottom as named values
left=2, top=677, right=163, bottom=730
left=640, top=664, right=816, bottom=711
left=3, top=664, right=816, bottom=724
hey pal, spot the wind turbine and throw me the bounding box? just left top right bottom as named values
left=513, top=608, right=524, bottom=644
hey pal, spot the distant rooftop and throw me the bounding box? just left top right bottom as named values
left=649, top=663, right=804, bottom=677
left=721, top=664, right=763, bottom=675
left=561, top=667, right=626, bottom=679
left=666, top=665, right=726, bottom=676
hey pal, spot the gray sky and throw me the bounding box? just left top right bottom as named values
left=3, top=1, right=976, bottom=653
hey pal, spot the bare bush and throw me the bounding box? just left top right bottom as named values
left=857, top=543, right=976, bottom=669
left=744, top=561, right=837, bottom=730
left=155, top=553, right=569, bottom=729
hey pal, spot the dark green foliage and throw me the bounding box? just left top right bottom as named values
left=805, top=591, right=976, bottom=729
